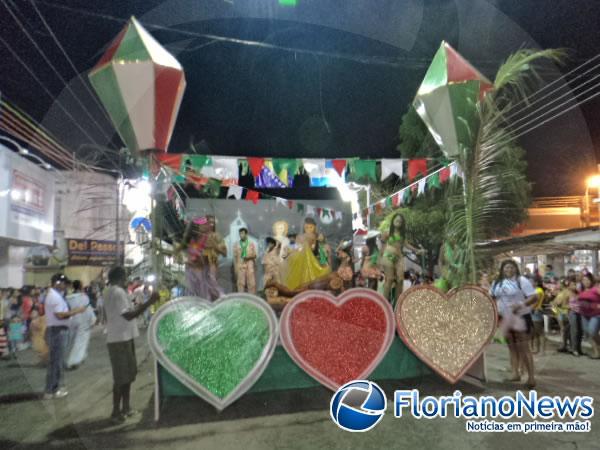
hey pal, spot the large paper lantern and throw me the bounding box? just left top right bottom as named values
left=413, top=42, right=492, bottom=158
left=89, top=17, right=186, bottom=153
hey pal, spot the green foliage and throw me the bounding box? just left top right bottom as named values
left=444, top=48, right=563, bottom=286
left=385, top=49, right=560, bottom=285
left=396, top=106, right=439, bottom=158
left=378, top=190, right=448, bottom=275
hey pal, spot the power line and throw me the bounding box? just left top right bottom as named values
left=0, top=32, right=103, bottom=148
left=2, top=0, right=113, bottom=145
left=491, top=80, right=600, bottom=149
left=508, top=67, right=600, bottom=130
left=26, top=0, right=117, bottom=139
left=1, top=100, right=75, bottom=161
left=505, top=53, right=600, bottom=117
left=504, top=55, right=600, bottom=121
left=506, top=77, right=600, bottom=138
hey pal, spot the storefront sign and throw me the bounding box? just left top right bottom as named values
left=67, top=238, right=123, bottom=266
left=0, top=145, right=55, bottom=245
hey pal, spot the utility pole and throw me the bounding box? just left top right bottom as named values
left=115, top=149, right=123, bottom=265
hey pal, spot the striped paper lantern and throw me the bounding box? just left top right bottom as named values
left=89, top=16, right=186, bottom=153
left=413, top=41, right=492, bottom=159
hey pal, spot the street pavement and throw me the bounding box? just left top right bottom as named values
left=1, top=326, right=599, bottom=450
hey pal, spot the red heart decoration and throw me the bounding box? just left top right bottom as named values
left=395, top=285, right=498, bottom=384
left=280, top=288, right=395, bottom=391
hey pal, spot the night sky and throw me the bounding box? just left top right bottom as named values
left=0, top=0, right=599, bottom=197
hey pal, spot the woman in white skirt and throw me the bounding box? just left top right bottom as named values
left=490, top=260, right=539, bottom=389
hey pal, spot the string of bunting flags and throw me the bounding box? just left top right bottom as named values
left=154, top=154, right=460, bottom=225
left=159, top=161, right=348, bottom=224
left=155, top=153, right=443, bottom=188
left=364, top=162, right=462, bottom=217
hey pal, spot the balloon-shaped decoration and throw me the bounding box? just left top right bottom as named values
left=413, top=41, right=492, bottom=159
left=89, top=16, right=186, bottom=154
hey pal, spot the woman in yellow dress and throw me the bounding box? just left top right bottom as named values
left=283, top=218, right=331, bottom=290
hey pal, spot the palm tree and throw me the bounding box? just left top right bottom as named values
left=445, top=49, right=563, bottom=286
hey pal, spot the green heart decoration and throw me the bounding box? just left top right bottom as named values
left=148, top=294, right=278, bottom=410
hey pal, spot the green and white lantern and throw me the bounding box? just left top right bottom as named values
left=413, top=41, right=492, bottom=159
left=89, top=17, right=186, bottom=154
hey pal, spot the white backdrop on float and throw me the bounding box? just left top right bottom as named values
left=0, top=145, right=55, bottom=246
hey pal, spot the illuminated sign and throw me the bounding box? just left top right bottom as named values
left=67, top=238, right=124, bottom=266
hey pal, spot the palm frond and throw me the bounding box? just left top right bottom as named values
left=444, top=48, right=563, bottom=286
left=494, top=48, right=565, bottom=95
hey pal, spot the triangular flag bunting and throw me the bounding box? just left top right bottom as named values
left=272, top=159, right=299, bottom=179
left=189, top=155, right=212, bottom=171
left=392, top=193, right=401, bottom=207
left=352, top=160, right=377, bottom=182
left=381, top=159, right=404, bottom=181
left=450, top=163, right=459, bottom=178
left=227, top=185, right=243, bottom=199
left=156, top=154, right=183, bottom=171
left=239, top=159, right=249, bottom=176
left=417, top=178, right=426, bottom=196
left=331, top=159, right=347, bottom=177
left=245, top=189, right=260, bottom=204
left=427, top=173, right=441, bottom=189
left=408, top=159, right=428, bottom=181
left=440, top=166, right=451, bottom=183
left=297, top=203, right=305, bottom=214
left=247, top=157, right=265, bottom=178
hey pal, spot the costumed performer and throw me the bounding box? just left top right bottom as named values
left=317, top=233, right=332, bottom=269
left=379, top=213, right=417, bottom=301
left=360, top=244, right=382, bottom=290
left=233, top=227, right=257, bottom=294
left=282, top=217, right=331, bottom=290
left=336, top=241, right=354, bottom=291
left=272, top=221, right=290, bottom=251
left=177, top=216, right=226, bottom=301
left=262, top=237, right=282, bottom=286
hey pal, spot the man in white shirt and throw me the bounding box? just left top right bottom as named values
left=104, top=266, right=158, bottom=423
left=44, top=274, right=86, bottom=399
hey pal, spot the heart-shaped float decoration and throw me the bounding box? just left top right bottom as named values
left=149, top=294, right=278, bottom=410
left=395, top=285, right=497, bottom=384
left=280, top=288, right=395, bottom=391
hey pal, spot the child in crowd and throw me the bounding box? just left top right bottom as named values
left=29, top=308, right=48, bottom=364
left=552, top=279, right=576, bottom=353
left=8, top=315, right=24, bottom=357
left=531, top=279, right=546, bottom=354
